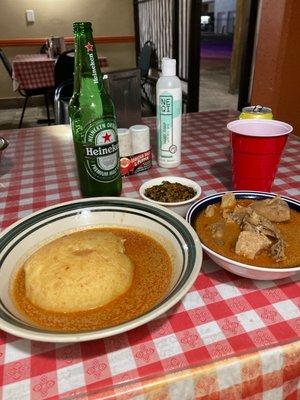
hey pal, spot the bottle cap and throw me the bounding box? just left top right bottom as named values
left=161, top=58, right=176, bottom=76
left=130, top=125, right=150, bottom=154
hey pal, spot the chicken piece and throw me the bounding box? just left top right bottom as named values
left=222, top=208, right=232, bottom=220
left=208, top=222, right=224, bottom=238
left=221, top=192, right=236, bottom=209
left=207, top=221, right=225, bottom=246
left=235, top=231, right=272, bottom=260
left=250, top=196, right=290, bottom=222
left=242, top=211, right=281, bottom=239
left=205, top=204, right=216, bottom=217
left=270, top=239, right=286, bottom=262
left=224, top=205, right=252, bottom=224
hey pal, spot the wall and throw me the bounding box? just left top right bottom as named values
left=214, top=0, right=236, bottom=33
left=251, top=0, right=300, bottom=136
left=214, top=0, right=236, bottom=15
left=0, top=0, right=135, bottom=100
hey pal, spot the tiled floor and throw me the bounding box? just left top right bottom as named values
left=0, top=105, right=54, bottom=130
left=199, top=58, right=238, bottom=111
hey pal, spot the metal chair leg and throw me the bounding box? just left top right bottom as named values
left=44, top=93, right=51, bottom=125
left=19, top=96, right=29, bottom=129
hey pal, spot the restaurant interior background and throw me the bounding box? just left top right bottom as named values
left=0, top=0, right=299, bottom=136
left=0, top=2, right=299, bottom=398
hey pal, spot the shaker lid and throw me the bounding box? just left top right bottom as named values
left=129, top=125, right=150, bottom=154
left=161, top=58, right=176, bottom=77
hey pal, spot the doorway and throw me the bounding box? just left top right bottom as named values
left=199, top=0, right=259, bottom=112
left=133, top=0, right=258, bottom=114
left=199, top=1, right=237, bottom=111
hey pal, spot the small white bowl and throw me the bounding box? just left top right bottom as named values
left=139, top=176, right=202, bottom=217
left=187, top=191, right=300, bottom=280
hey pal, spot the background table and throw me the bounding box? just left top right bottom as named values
left=0, top=111, right=299, bottom=400
left=12, top=54, right=109, bottom=91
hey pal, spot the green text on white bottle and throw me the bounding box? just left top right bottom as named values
left=156, top=58, right=182, bottom=168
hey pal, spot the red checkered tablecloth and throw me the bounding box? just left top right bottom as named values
left=12, top=54, right=109, bottom=90
left=0, top=111, right=299, bottom=400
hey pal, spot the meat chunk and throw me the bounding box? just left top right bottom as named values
left=270, top=239, right=286, bottom=262
left=208, top=222, right=224, bottom=239
left=224, top=205, right=252, bottom=224
left=235, top=231, right=272, bottom=260
left=239, top=211, right=287, bottom=262
left=242, top=211, right=281, bottom=239
left=207, top=221, right=225, bottom=246
left=205, top=204, right=216, bottom=217
left=221, top=192, right=236, bottom=209
left=250, top=196, right=290, bottom=222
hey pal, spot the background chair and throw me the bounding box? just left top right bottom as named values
left=0, top=48, right=53, bottom=128
left=53, top=50, right=74, bottom=124
left=54, top=68, right=141, bottom=128
left=54, top=79, right=73, bottom=125
left=138, top=41, right=153, bottom=78
left=40, top=43, right=48, bottom=54
left=138, top=41, right=157, bottom=113
left=105, top=68, right=141, bottom=128
left=54, top=49, right=75, bottom=88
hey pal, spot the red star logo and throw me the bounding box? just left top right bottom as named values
left=85, top=42, right=93, bottom=52
left=102, top=132, right=111, bottom=143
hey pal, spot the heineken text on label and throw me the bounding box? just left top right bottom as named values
left=84, top=119, right=119, bottom=182
left=85, top=42, right=98, bottom=84
left=84, top=143, right=118, bottom=157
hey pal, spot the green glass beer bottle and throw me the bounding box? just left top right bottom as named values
left=69, top=22, right=122, bottom=197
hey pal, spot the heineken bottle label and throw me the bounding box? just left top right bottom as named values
left=83, top=119, right=120, bottom=182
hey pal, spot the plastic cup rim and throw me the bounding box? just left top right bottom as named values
left=227, top=119, right=293, bottom=137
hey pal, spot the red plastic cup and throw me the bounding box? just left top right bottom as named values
left=227, top=119, right=293, bottom=191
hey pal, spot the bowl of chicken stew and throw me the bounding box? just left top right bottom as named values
left=186, top=191, right=300, bottom=280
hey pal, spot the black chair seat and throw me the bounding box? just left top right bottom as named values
left=24, top=87, right=54, bottom=97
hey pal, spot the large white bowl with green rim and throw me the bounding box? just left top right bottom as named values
left=0, top=197, right=202, bottom=342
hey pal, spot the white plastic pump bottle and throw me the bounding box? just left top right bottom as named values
left=156, top=58, right=182, bottom=168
